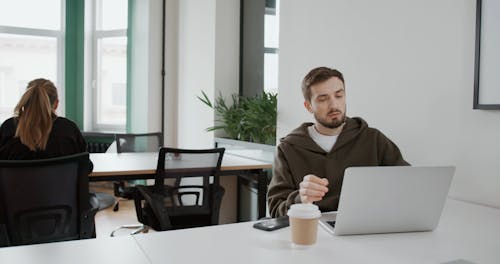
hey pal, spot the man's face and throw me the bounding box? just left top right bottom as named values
left=304, top=77, right=346, bottom=129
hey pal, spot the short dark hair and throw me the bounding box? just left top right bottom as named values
left=301, top=67, right=345, bottom=101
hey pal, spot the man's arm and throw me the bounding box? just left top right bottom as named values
left=267, top=146, right=329, bottom=217
left=377, top=131, right=410, bottom=166
left=267, top=147, right=301, bottom=217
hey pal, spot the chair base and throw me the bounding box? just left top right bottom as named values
left=110, top=224, right=148, bottom=237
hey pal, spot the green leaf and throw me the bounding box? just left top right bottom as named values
left=197, top=90, right=277, bottom=144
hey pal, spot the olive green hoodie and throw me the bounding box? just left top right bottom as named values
left=267, top=117, right=409, bottom=217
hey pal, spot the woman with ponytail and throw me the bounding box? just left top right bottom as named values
left=0, top=78, right=88, bottom=160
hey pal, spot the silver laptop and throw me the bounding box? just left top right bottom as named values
left=319, top=166, right=455, bottom=235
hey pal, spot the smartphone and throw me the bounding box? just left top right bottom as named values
left=253, top=216, right=289, bottom=231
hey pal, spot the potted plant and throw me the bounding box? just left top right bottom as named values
left=197, top=91, right=277, bottom=146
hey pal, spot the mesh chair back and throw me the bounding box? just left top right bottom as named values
left=155, top=147, right=224, bottom=188
left=0, top=153, right=95, bottom=247
left=115, top=132, right=162, bottom=153
left=134, top=147, right=225, bottom=231
left=158, top=148, right=224, bottom=206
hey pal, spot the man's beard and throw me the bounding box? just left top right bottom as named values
left=314, top=110, right=346, bottom=129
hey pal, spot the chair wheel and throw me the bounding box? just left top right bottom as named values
left=113, top=202, right=119, bottom=212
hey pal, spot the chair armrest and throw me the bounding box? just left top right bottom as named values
left=176, top=191, right=200, bottom=206
left=210, top=184, right=225, bottom=225
left=172, top=185, right=204, bottom=206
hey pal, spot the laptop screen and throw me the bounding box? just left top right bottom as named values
left=319, top=166, right=455, bottom=235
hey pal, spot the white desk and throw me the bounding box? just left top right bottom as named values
left=224, top=149, right=274, bottom=163
left=1, top=199, right=499, bottom=263
left=0, top=236, right=150, bottom=264
left=133, top=198, right=500, bottom=264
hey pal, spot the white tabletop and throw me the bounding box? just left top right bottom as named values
left=3, top=199, right=498, bottom=264
left=224, top=149, right=274, bottom=163
left=0, top=236, right=150, bottom=264
left=133, top=198, right=500, bottom=264
left=89, top=152, right=272, bottom=177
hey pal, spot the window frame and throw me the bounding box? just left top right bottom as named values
left=263, top=2, right=278, bottom=94
left=0, top=0, right=66, bottom=117
left=240, top=0, right=279, bottom=97
left=89, top=0, right=128, bottom=132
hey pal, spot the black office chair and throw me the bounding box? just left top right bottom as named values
left=0, top=153, right=98, bottom=247
left=133, top=147, right=225, bottom=231
left=109, top=133, right=162, bottom=236
left=113, top=132, right=163, bottom=211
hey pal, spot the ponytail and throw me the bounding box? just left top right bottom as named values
left=14, top=79, right=58, bottom=151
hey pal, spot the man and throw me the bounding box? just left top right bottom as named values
left=267, top=67, right=409, bottom=217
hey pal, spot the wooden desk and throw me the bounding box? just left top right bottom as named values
left=89, top=152, right=273, bottom=219
left=0, top=236, right=149, bottom=264
left=90, top=152, right=272, bottom=177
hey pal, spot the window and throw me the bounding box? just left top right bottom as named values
left=264, top=0, right=279, bottom=94
left=0, top=0, right=64, bottom=123
left=89, top=0, right=128, bottom=131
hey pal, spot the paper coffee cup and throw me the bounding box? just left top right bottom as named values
left=287, top=203, right=321, bottom=245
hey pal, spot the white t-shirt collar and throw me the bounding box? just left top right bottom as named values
left=307, top=125, right=339, bottom=153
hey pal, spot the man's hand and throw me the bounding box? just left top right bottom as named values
left=299, top=174, right=329, bottom=203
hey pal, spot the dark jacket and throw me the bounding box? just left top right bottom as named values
left=0, top=117, right=90, bottom=170
left=267, top=117, right=409, bottom=217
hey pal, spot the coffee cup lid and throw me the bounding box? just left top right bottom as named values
left=287, top=203, right=321, bottom=219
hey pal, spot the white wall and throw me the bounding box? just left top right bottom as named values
left=214, top=0, right=240, bottom=138
left=279, top=0, right=500, bottom=208
left=175, top=0, right=239, bottom=148
left=162, top=1, right=240, bottom=223
left=163, top=0, right=179, bottom=147
left=177, top=0, right=216, bottom=148
left=145, top=0, right=163, bottom=133
left=129, top=0, right=163, bottom=133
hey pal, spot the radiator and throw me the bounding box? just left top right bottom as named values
left=86, top=142, right=111, bottom=153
